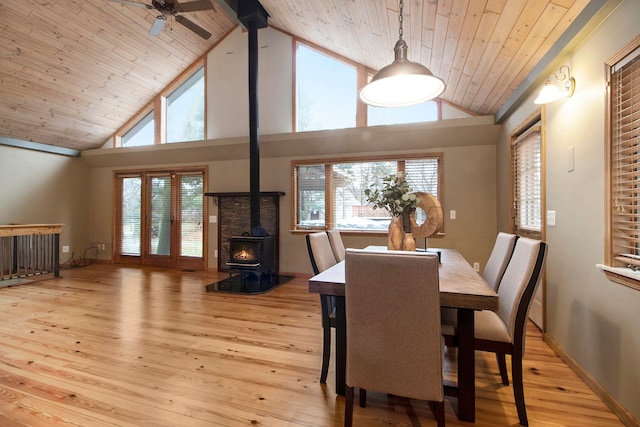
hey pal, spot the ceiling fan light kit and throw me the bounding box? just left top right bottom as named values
left=107, top=0, right=214, bottom=39
left=359, top=0, right=445, bottom=108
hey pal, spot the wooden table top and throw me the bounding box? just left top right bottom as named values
left=308, top=247, right=498, bottom=311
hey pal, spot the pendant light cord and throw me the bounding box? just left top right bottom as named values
left=398, top=0, right=404, bottom=41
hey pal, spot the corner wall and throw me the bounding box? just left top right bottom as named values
left=0, top=145, right=90, bottom=262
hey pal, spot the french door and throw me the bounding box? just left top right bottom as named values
left=115, top=168, right=206, bottom=270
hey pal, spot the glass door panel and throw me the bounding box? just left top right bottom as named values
left=121, top=177, right=142, bottom=256
left=179, top=174, right=203, bottom=258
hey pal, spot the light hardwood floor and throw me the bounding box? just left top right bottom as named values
left=0, top=264, right=623, bottom=426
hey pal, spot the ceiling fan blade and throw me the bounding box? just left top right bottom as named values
left=106, top=0, right=152, bottom=9
left=175, top=15, right=212, bottom=39
left=149, top=16, right=167, bottom=36
left=175, top=0, right=214, bottom=13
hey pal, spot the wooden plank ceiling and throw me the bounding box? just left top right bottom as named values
left=0, top=0, right=591, bottom=152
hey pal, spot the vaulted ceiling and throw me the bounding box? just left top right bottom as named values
left=0, top=0, right=613, bottom=152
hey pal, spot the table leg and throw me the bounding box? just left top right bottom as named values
left=457, top=308, right=475, bottom=422
left=335, top=296, right=346, bottom=396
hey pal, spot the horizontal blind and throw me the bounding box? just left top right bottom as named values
left=611, top=50, right=640, bottom=260
left=513, top=126, right=542, bottom=237
left=119, top=176, right=142, bottom=256
left=404, top=158, right=440, bottom=199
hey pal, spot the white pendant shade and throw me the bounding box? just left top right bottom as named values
left=360, top=38, right=445, bottom=108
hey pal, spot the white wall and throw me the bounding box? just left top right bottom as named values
left=207, top=27, right=293, bottom=138
left=497, top=0, right=640, bottom=420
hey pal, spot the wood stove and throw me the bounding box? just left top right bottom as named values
left=226, top=235, right=275, bottom=284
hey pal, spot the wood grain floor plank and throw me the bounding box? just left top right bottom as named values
left=0, top=264, right=624, bottom=426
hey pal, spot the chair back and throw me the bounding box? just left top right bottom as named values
left=483, top=232, right=518, bottom=291
left=345, top=249, right=443, bottom=401
left=496, top=238, right=547, bottom=347
left=306, top=232, right=338, bottom=274
left=326, top=229, right=346, bottom=262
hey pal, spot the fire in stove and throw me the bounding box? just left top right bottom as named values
left=227, top=236, right=275, bottom=282
left=234, top=248, right=255, bottom=261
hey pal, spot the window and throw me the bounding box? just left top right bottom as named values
left=122, top=111, right=155, bottom=147
left=608, top=40, right=640, bottom=269
left=368, top=101, right=439, bottom=126
left=166, top=66, right=205, bottom=143
left=512, top=123, right=542, bottom=239
left=295, top=43, right=357, bottom=131
left=293, top=154, right=442, bottom=232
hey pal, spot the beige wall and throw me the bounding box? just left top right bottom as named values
left=83, top=116, right=499, bottom=274
left=0, top=144, right=90, bottom=261
left=496, top=0, right=640, bottom=420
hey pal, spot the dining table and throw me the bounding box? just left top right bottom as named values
left=308, top=246, right=498, bottom=423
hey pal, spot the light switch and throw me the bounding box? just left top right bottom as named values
left=547, top=210, right=556, bottom=227
left=568, top=146, right=575, bottom=172
left=450, top=210, right=456, bottom=220
left=209, top=215, right=217, bottom=223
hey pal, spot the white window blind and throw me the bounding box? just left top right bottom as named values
left=611, top=50, right=640, bottom=263
left=513, top=125, right=542, bottom=237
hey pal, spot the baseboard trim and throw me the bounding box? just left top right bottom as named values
left=543, top=333, right=639, bottom=427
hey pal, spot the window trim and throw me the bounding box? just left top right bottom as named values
left=291, top=153, right=444, bottom=236
left=112, top=59, right=206, bottom=148
left=292, top=38, right=441, bottom=132
left=510, top=116, right=544, bottom=240
left=605, top=35, right=640, bottom=290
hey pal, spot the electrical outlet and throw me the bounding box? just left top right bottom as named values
left=473, top=262, right=480, bottom=272
left=215, top=250, right=218, bottom=258
left=100, top=244, right=106, bottom=251
left=62, top=246, right=70, bottom=253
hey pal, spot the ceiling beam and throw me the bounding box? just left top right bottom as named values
left=494, top=0, right=623, bottom=124
left=0, top=137, right=80, bottom=157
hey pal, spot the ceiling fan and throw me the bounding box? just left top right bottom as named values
left=107, top=0, right=214, bottom=39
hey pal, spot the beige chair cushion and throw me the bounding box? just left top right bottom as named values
left=440, top=307, right=510, bottom=343
left=326, top=229, right=346, bottom=262
left=345, top=249, right=443, bottom=401
left=307, top=232, right=337, bottom=273
left=483, top=232, right=517, bottom=291
left=497, top=237, right=541, bottom=341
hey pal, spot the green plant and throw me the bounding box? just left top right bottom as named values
left=364, top=173, right=418, bottom=217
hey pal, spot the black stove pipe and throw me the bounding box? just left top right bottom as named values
left=248, top=18, right=260, bottom=231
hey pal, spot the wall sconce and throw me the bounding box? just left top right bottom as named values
left=534, top=65, right=576, bottom=104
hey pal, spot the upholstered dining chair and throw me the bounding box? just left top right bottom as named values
left=442, top=237, right=547, bottom=426
left=344, top=249, right=445, bottom=427
left=306, top=232, right=339, bottom=384
left=326, top=229, right=346, bottom=262
left=483, top=232, right=518, bottom=291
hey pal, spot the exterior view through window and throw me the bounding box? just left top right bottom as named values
left=167, top=66, right=205, bottom=143
left=295, top=44, right=357, bottom=131
left=121, top=111, right=154, bottom=147
left=293, top=155, right=441, bottom=232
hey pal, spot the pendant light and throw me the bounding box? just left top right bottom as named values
left=359, top=0, right=445, bottom=108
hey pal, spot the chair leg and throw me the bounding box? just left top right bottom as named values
left=435, top=400, right=445, bottom=427
left=344, top=386, right=354, bottom=427
left=359, top=388, right=367, bottom=408
left=512, top=355, right=528, bottom=426
left=497, top=352, right=509, bottom=385
left=320, top=326, right=330, bottom=383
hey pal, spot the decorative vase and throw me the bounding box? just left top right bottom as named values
left=402, top=231, right=416, bottom=251
left=388, top=216, right=403, bottom=250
